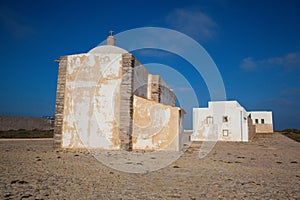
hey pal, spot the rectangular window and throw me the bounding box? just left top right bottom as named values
left=261, top=119, right=265, bottom=124
left=255, top=119, right=259, bottom=124
left=223, top=116, right=228, bottom=123
left=223, top=129, right=229, bottom=136
left=207, top=116, right=213, bottom=124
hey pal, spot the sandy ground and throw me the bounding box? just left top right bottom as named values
left=0, top=133, right=299, bottom=199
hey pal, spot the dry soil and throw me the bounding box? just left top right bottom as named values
left=0, top=133, right=299, bottom=199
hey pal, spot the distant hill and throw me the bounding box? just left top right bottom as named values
left=0, top=116, right=54, bottom=131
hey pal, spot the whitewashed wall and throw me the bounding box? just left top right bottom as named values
left=61, top=50, right=124, bottom=149
left=192, top=101, right=250, bottom=142
left=248, top=111, right=273, bottom=133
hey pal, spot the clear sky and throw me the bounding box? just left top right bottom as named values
left=0, top=0, right=299, bottom=130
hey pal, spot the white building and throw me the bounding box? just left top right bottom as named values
left=192, top=101, right=256, bottom=142
left=248, top=111, right=273, bottom=133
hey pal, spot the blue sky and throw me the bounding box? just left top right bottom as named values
left=0, top=0, right=299, bottom=130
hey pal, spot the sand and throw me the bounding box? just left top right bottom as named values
left=0, top=133, right=299, bottom=199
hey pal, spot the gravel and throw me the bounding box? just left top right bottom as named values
left=0, top=133, right=299, bottom=199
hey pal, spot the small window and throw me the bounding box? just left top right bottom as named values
left=207, top=116, right=213, bottom=124
left=261, top=119, right=265, bottom=124
left=255, top=119, right=259, bottom=124
left=223, top=129, right=229, bottom=136
left=223, top=116, right=228, bottom=123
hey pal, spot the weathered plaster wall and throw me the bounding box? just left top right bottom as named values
left=54, top=44, right=181, bottom=150
left=60, top=52, right=123, bottom=149
left=192, top=108, right=218, bottom=141
left=192, top=101, right=250, bottom=142
left=132, top=95, right=183, bottom=151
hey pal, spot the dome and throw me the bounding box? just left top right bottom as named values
left=88, top=45, right=128, bottom=54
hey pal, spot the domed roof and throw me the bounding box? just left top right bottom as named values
left=88, top=45, right=128, bottom=54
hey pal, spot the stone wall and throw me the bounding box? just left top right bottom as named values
left=247, top=117, right=256, bottom=140
left=255, top=124, right=273, bottom=133
left=158, top=76, right=176, bottom=106
left=147, top=74, right=159, bottom=103
left=119, top=53, right=135, bottom=151
left=133, top=59, right=149, bottom=99
left=53, top=56, right=67, bottom=148
left=147, top=75, right=176, bottom=106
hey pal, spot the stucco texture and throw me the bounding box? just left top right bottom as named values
left=132, top=95, right=183, bottom=151
left=61, top=53, right=123, bottom=149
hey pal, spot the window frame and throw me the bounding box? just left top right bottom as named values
left=206, top=116, right=213, bottom=124
left=223, top=129, right=229, bottom=136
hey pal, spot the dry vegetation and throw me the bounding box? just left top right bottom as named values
left=279, top=128, right=300, bottom=142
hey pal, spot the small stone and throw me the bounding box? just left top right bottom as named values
left=4, top=193, right=11, bottom=198
left=11, top=180, right=19, bottom=184
left=18, top=180, right=29, bottom=184
left=20, top=194, right=32, bottom=199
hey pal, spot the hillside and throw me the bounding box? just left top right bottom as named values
left=0, top=116, right=53, bottom=131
